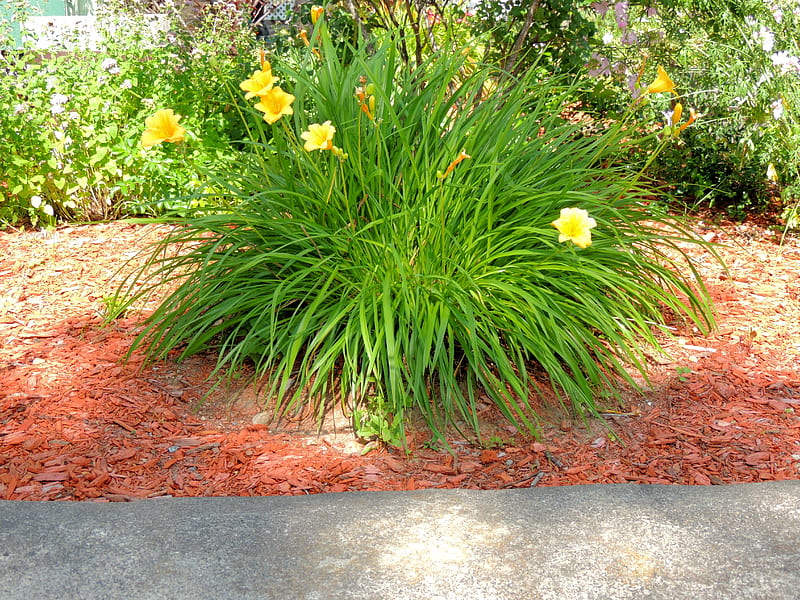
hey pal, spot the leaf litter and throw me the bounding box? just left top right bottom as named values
left=1, top=218, right=799, bottom=501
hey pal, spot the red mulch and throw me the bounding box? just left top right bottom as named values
left=1, top=218, right=799, bottom=501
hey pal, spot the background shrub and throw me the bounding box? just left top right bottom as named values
left=581, top=0, right=800, bottom=217
left=0, top=0, right=257, bottom=226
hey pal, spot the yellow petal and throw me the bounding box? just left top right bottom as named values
left=140, top=129, right=165, bottom=148
left=571, top=231, right=593, bottom=248
left=646, top=66, right=677, bottom=96
left=254, top=87, right=295, bottom=124
left=301, top=120, right=336, bottom=151
left=141, top=108, right=185, bottom=147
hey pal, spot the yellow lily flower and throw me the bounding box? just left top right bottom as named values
left=552, top=207, right=597, bottom=249
left=311, top=5, right=324, bottom=24
left=301, top=121, right=336, bottom=152
left=254, top=86, right=295, bottom=124
left=240, top=67, right=278, bottom=99
left=141, top=108, right=186, bottom=148
left=646, top=66, right=678, bottom=96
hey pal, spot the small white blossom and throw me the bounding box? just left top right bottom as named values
left=101, top=57, right=120, bottom=75
left=771, top=99, right=785, bottom=119
left=14, top=103, right=27, bottom=115
left=51, top=104, right=66, bottom=115
left=30, top=195, right=43, bottom=208
left=45, top=77, right=58, bottom=90
left=758, top=26, right=775, bottom=52
left=50, top=93, right=69, bottom=106
left=602, top=32, right=614, bottom=45
left=43, top=204, right=55, bottom=217
left=771, top=51, right=800, bottom=73
left=120, top=78, right=133, bottom=89
left=68, top=111, right=80, bottom=120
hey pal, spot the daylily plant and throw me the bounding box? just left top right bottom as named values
left=642, top=66, right=700, bottom=136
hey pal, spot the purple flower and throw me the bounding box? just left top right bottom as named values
left=614, top=2, right=629, bottom=30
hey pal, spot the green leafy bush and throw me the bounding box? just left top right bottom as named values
left=116, top=22, right=714, bottom=446
left=0, top=0, right=256, bottom=226
left=470, top=0, right=597, bottom=74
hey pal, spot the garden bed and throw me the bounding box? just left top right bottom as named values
left=0, top=217, right=799, bottom=501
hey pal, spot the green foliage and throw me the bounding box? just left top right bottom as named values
left=115, top=24, right=714, bottom=447
left=470, top=0, right=597, bottom=74
left=345, top=0, right=476, bottom=66
left=0, top=0, right=257, bottom=226
left=340, top=0, right=595, bottom=75
left=581, top=0, right=800, bottom=216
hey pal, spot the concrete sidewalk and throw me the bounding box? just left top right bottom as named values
left=1, top=482, right=799, bottom=599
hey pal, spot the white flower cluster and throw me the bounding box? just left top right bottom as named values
left=758, top=26, right=775, bottom=52
left=101, top=57, right=121, bottom=75
left=50, top=93, right=69, bottom=115
left=771, top=50, right=800, bottom=74
left=30, top=196, right=54, bottom=217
